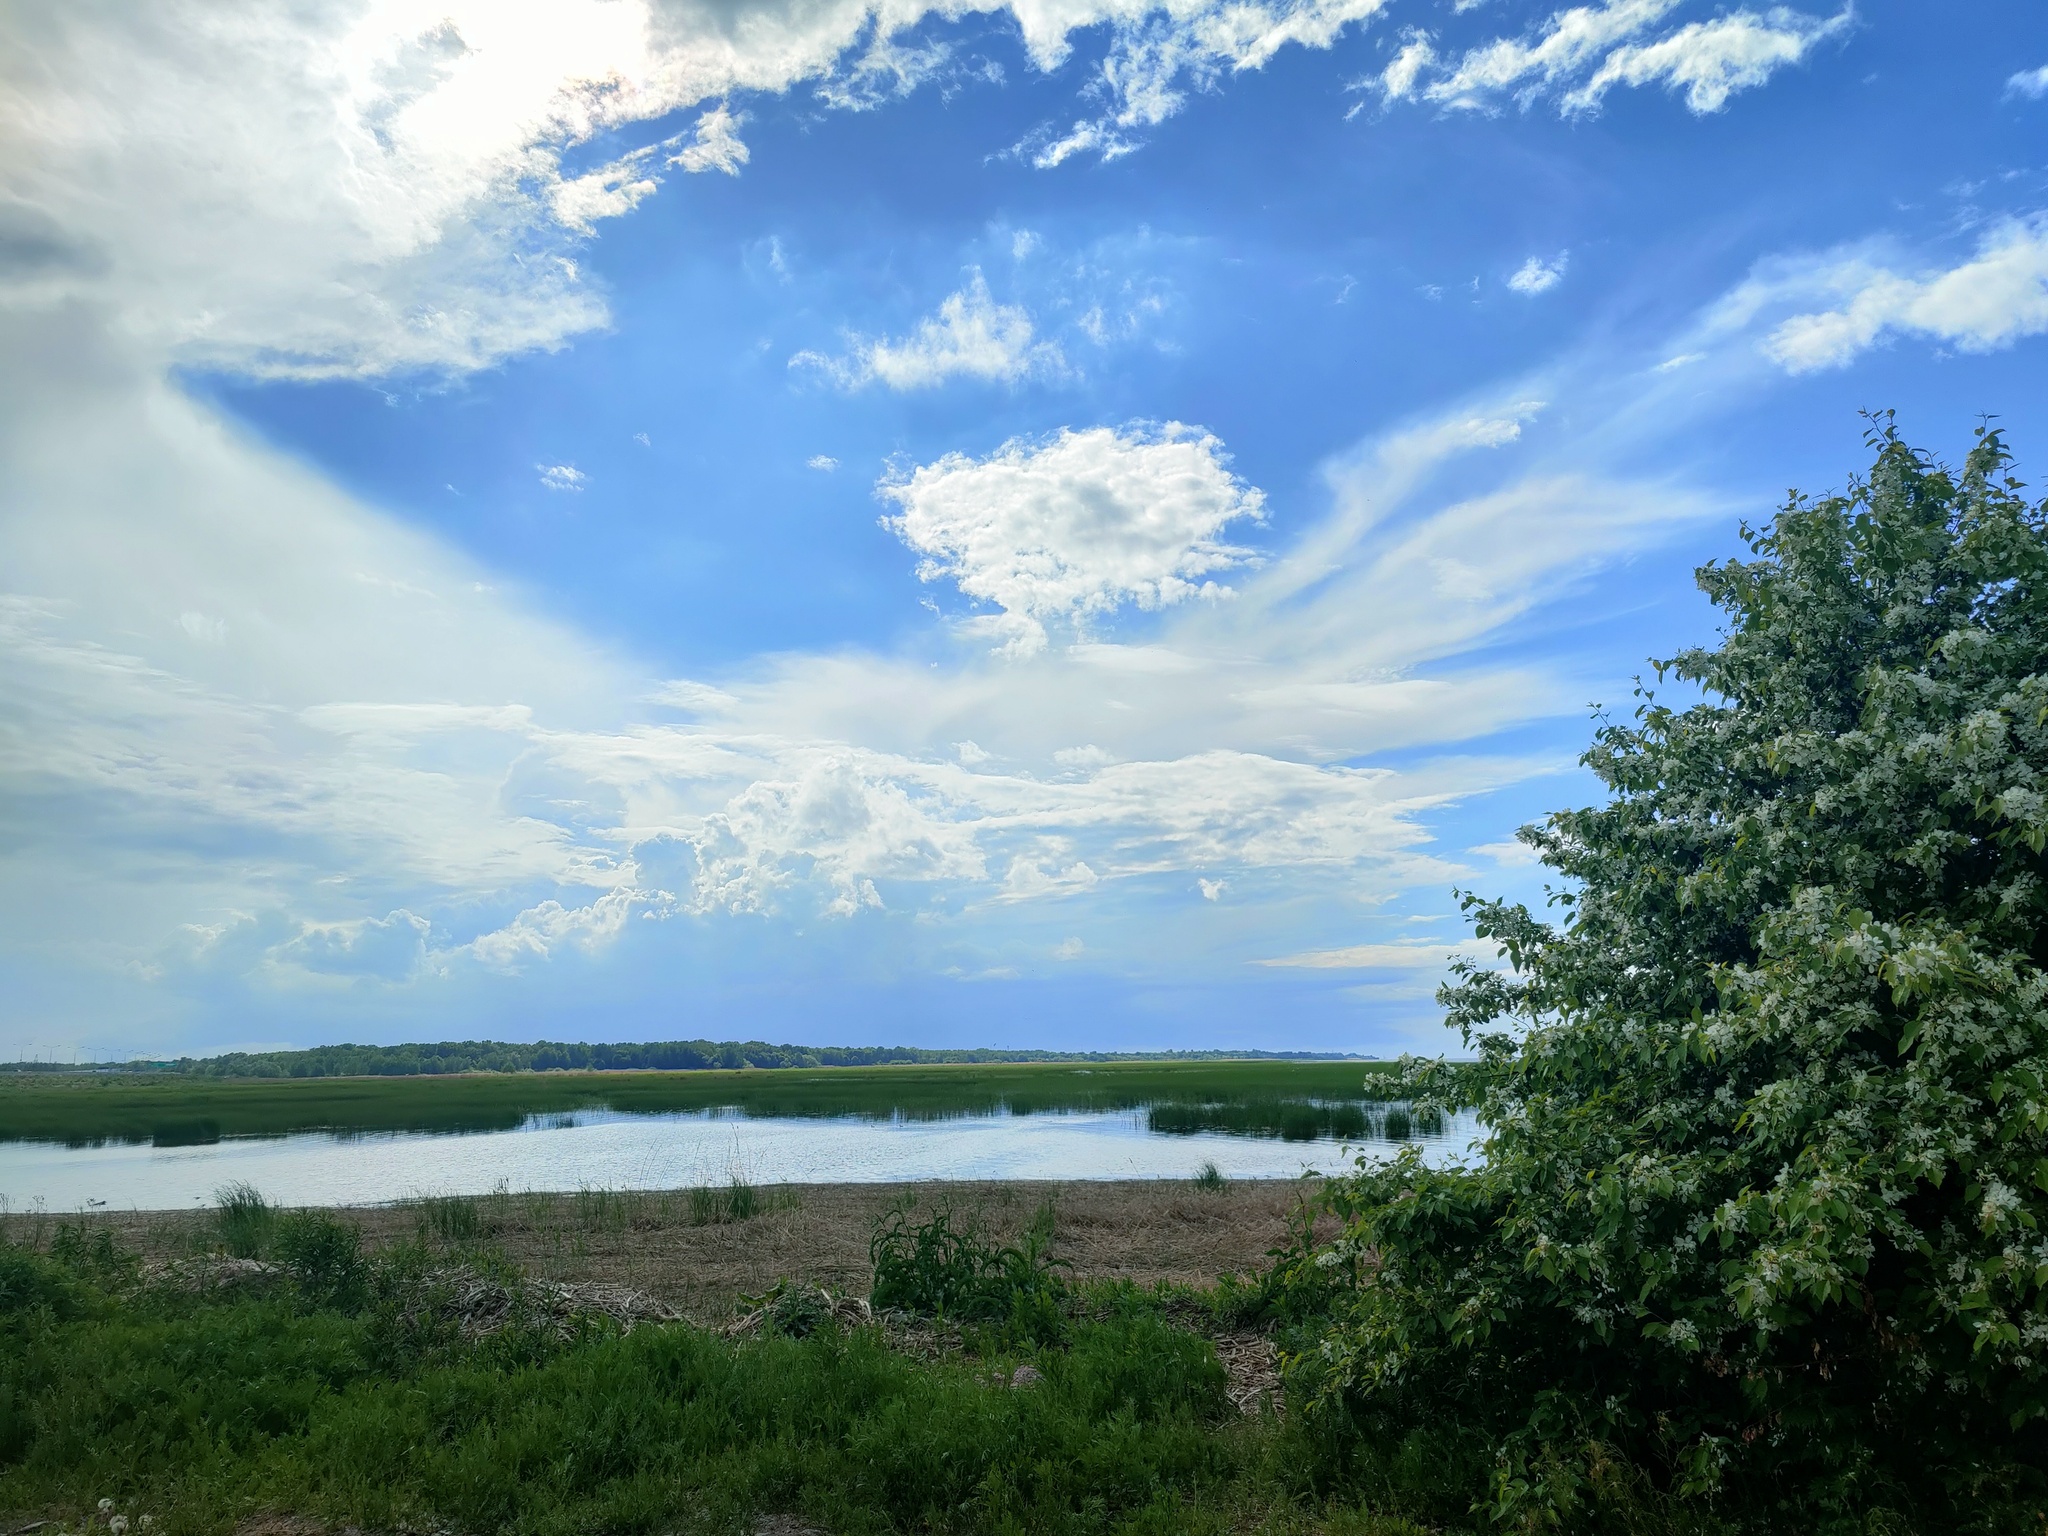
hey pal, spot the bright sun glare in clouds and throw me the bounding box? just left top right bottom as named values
left=1, top=0, right=2045, bottom=1058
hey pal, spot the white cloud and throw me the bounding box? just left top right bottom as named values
left=1023, top=0, right=1395, bottom=165
left=2006, top=65, right=2048, bottom=100
left=1471, top=838, right=1542, bottom=867
left=1377, top=34, right=1436, bottom=101
left=0, top=0, right=1414, bottom=390
left=538, top=463, right=586, bottom=491
left=807, top=455, right=840, bottom=471
left=274, top=908, right=431, bottom=980
left=680, top=751, right=988, bottom=917
left=1197, top=876, right=1226, bottom=900
left=1508, top=252, right=1568, bottom=294
left=180, top=611, right=229, bottom=645
left=670, top=104, right=750, bottom=175
left=1413, top=0, right=1846, bottom=117
left=1758, top=216, right=2048, bottom=372
left=463, top=889, right=655, bottom=970
left=1561, top=6, right=1850, bottom=114
left=792, top=273, right=1060, bottom=390
left=1256, top=937, right=1499, bottom=969
left=1053, top=935, right=1085, bottom=959
left=878, top=422, right=1265, bottom=654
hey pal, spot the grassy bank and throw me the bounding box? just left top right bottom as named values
left=0, top=1059, right=1406, bottom=1146
left=0, top=1188, right=1448, bottom=1536
left=7, top=1178, right=2028, bottom=1535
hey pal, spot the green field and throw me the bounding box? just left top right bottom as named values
left=0, top=1059, right=1408, bottom=1147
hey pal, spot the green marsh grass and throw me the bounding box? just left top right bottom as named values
left=0, top=1058, right=1406, bottom=1147
left=1193, top=1162, right=1228, bottom=1192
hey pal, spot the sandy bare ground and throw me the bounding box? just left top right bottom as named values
left=7, top=1179, right=1328, bottom=1324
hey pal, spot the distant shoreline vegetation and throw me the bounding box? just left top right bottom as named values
left=0, top=1057, right=1413, bottom=1148
left=3, top=1038, right=1373, bottom=1078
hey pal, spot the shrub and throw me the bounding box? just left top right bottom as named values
left=0, top=1241, right=80, bottom=1319
left=272, top=1212, right=367, bottom=1309
left=1296, top=422, right=2048, bottom=1528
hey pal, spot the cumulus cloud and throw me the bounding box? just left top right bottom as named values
left=792, top=273, right=1060, bottom=390
left=807, top=455, right=840, bottom=471
left=464, top=889, right=655, bottom=969
left=1406, top=0, right=1846, bottom=118
left=1508, top=252, right=1568, bottom=293
left=1754, top=217, right=2048, bottom=372
left=878, top=423, right=1266, bottom=654
left=538, top=463, right=586, bottom=490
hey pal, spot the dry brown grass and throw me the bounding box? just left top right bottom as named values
left=8, top=1178, right=1327, bottom=1324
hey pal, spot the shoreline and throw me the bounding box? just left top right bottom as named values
left=3, top=1177, right=1329, bottom=1324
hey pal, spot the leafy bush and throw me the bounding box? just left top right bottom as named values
left=0, top=1241, right=80, bottom=1319
left=1294, top=423, right=2048, bottom=1528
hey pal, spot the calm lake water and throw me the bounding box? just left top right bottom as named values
left=0, top=1105, right=1483, bottom=1212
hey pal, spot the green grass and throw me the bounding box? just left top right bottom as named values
left=0, top=1059, right=1408, bottom=1147
left=1, top=1212, right=1988, bottom=1535
left=211, top=1182, right=275, bottom=1259
left=0, top=1221, right=1475, bottom=1536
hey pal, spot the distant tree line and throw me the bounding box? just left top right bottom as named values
left=5, top=1040, right=1358, bottom=1078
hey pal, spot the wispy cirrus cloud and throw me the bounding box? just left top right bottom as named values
left=2006, top=64, right=2048, bottom=100
left=1679, top=215, right=2048, bottom=375
left=1381, top=0, right=1848, bottom=117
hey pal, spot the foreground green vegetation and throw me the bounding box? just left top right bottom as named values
left=0, top=1192, right=1433, bottom=1536
left=0, top=1059, right=1406, bottom=1146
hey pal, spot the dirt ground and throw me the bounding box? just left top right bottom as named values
left=10, top=1179, right=1328, bottom=1323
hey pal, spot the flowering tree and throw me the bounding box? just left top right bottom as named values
left=1301, top=422, right=2048, bottom=1525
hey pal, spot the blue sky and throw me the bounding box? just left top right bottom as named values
left=4, top=0, right=2047, bottom=1061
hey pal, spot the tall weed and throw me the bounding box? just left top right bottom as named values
left=213, top=1181, right=274, bottom=1258
left=869, top=1200, right=1069, bottom=1341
